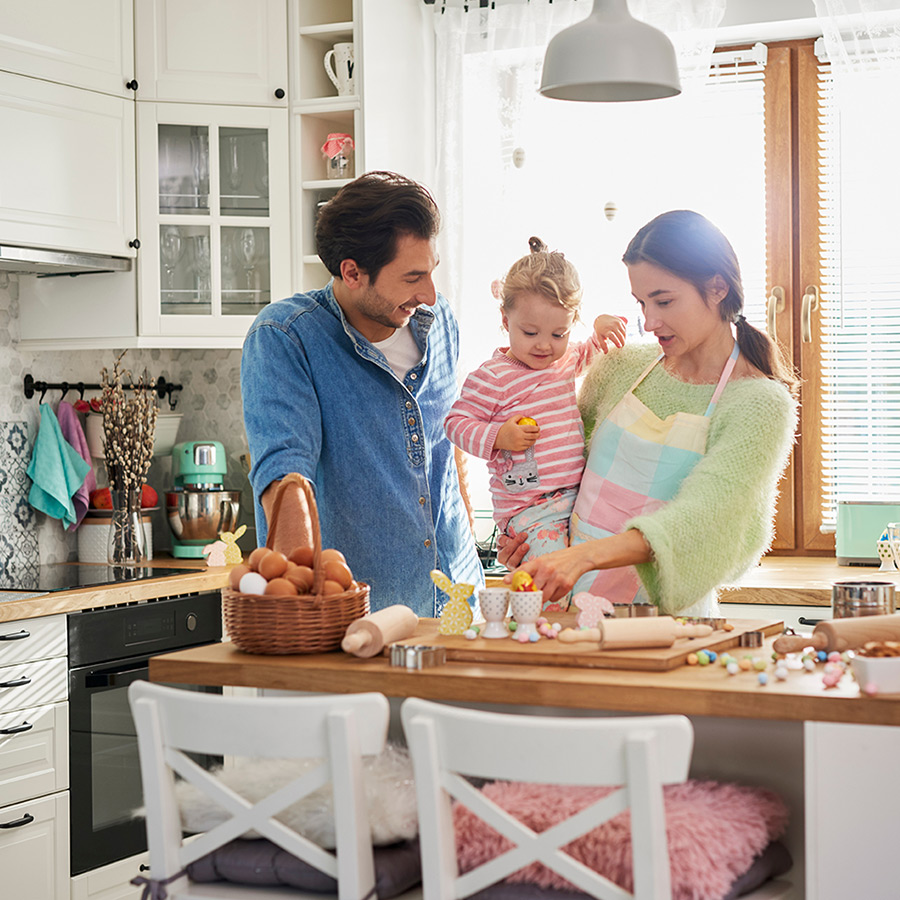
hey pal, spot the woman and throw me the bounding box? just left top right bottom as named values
left=502, top=210, right=798, bottom=616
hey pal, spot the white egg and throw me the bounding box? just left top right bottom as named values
left=239, top=571, right=269, bottom=595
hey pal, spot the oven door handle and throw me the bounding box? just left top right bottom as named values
left=0, top=630, right=30, bottom=641
left=0, top=721, right=32, bottom=735
left=0, top=676, right=31, bottom=689
left=84, top=658, right=150, bottom=688
left=0, top=813, right=34, bottom=829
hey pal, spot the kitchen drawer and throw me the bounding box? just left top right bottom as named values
left=0, top=790, right=69, bottom=900
left=71, top=849, right=150, bottom=900
left=0, top=615, right=67, bottom=665
left=0, top=657, right=67, bottom=713
left=0, top=702, right=68, bottom=808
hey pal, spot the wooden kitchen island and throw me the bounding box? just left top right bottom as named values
left=151, top=623, right=900, bottom=900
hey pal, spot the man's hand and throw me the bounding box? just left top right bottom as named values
left=494, top=416, right=540, bottom=452
left=593, top=315, right=627, bottom=353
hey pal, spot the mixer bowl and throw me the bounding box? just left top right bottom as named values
left=166, top=490, right=241, bottom=543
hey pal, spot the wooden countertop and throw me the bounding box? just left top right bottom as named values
left=0, top=559, right=229, bottom=622
left=490, top=556, right=900, bottom=607
left=149, top=628, right=900, bottom=728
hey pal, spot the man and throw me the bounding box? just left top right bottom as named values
left=241, top=171, right=483, bottom=616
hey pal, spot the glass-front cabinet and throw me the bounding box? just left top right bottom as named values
left=137, top=102, right=290, bottom=340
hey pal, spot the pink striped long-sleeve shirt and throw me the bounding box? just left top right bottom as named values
left=445, top=335, right=603, bottom=525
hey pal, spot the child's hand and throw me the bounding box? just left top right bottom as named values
left=494, top=415, right=540, bottom=452
left=593, top=315, right=627, bottom=353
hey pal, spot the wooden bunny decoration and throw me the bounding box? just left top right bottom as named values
left=204, top=524, right=247, bottom=567
left=431, top=569, right=475, bottom=635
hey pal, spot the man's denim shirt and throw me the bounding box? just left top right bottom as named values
left=241, top=282, right=483, bottom=617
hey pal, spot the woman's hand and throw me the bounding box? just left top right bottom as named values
left=496, top=528, right=529, bottom=569
left=503, top=542, right=598, bottom=606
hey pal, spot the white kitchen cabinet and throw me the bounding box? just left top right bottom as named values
left=0, top=70, right=137, bottom=258
left=71, top=850, right=150, bottom=900
left=0, top=614, right=69, bottom=900
left=134, top=0, right=288, bottom=107
left=290, top=0, right=435, bottom=291
left=0, top=0, right=133, bottom=97
left=136, top=101, right=291, bottom=341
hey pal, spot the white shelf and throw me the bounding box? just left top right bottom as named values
left=294, top=96, right=360, bottom=114
left=298, top=21, right=353, bottom=38
left=302, top=178, right=351, bottom=190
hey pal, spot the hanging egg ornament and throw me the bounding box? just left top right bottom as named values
left=603, top=201, right=618, bottom=221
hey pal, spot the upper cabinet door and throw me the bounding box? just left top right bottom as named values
left=135, top=0, right=289, bottom=106
left=0, top=71, right=136, bottom=258
left=0, top=0, right=133, bottom=96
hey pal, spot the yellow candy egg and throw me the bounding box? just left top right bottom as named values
left=517, top=416, right=538, bottom=427
left=511, top=570, right=535, bottom=592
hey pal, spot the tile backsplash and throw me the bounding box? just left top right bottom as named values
left=0, top=274, right=253, bottom=566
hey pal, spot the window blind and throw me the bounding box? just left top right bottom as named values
left=816, top=45, right=900, bottom=530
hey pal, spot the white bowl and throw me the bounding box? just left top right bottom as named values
left=153, top=412, right=184, bottom=457
left=851, top=655, right=900, bottom=695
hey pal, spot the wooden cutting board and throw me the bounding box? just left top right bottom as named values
left=391, top=616, right=784, bottom=671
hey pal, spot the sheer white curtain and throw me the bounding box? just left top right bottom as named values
left=813, top=0, right=900, bottom=71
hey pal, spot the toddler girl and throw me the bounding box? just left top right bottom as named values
left=445, top=237, right=625, bottom=585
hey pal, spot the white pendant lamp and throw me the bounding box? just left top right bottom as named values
left=539, top=0, right=681, bottom=102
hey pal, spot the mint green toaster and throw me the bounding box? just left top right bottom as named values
left=835, top=501, right=900, bottom=565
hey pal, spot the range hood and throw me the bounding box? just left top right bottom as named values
left=0, top=244, right=132, bottom=276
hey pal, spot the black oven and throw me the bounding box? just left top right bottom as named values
left=67, top=591, right=223, bottom=876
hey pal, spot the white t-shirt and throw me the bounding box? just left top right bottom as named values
left=372, top=325, right=423, bottom=380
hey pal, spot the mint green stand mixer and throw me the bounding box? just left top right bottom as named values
left=165, top=441, right=241, bottom=558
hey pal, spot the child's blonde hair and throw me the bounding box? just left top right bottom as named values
left=500, top=237, right=582, bottom=315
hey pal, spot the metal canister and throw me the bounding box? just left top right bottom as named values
left=832, top=580, right=896, bottom=618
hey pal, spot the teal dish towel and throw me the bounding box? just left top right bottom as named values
left=27, top=404, right=92, bottom=529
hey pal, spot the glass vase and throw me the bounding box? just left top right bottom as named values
left=107, top=489, right=146, bottom=567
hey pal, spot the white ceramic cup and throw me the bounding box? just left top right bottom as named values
left=510, top=590, right=542, bottom=638
left=478, top=587, right=510, bottom=639
left=324, top=42, right=355, bottom=96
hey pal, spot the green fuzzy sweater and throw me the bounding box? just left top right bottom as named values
left=577, top=344, right=798, bottom=614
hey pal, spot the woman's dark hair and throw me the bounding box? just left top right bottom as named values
left=623, top=210, right=797, bottom=393
left=315, top=171, right=441, bottom=281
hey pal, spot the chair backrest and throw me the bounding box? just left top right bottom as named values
left=129, top=681, right=390, bottom=900
left=400, top=698, right=694, bottom=900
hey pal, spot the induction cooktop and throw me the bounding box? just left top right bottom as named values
left=0, top=564, right=190, bottom=594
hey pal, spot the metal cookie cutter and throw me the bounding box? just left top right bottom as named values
left=389, top=644, right=447, bottom=670
left=738, top=631, right=764, bottom=648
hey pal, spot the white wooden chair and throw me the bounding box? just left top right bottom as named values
left=400, top=699, right=791, bottom=900
left=129, top=682, right=405, bottom=900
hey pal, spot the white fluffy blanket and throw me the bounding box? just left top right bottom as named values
left=172, top=743, right=417, bottom=849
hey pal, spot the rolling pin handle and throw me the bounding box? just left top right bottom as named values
left=341, top=631, right=371, bottom=654
left=772, top=632, right=827, bottom=654
left=558, top=627, right=602, bottom=644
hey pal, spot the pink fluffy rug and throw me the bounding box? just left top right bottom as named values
left=453, top=779, right=788, bottom=900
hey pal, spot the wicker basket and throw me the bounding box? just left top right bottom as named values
left=223, top=473, right=369, bottom=654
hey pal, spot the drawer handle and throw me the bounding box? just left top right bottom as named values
left=0, top=630, right=30, bottom=642
left=0, top=721, right=32, bottom=735
left=0, top=813, right=34, bottom=829
left=0, top=676, right=31, bottom=689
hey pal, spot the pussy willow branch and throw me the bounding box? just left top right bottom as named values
left=100, top=351, right=159, bottom=493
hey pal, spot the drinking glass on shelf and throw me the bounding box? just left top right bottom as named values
left=190, top=130, right=210, bottom=210
left=237, top=228, right=259, bottom=294
left=159, top=225, right=185, bottom=302
left=193, top=233, right=211, bottom=303
left=225, top=135, right=242, bottom=196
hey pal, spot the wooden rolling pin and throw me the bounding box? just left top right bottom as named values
left=558, top=616, right=712, bottom=650
left=341, top=605, right=419, bottom=658
left=773, top=613, right=900, bottom=654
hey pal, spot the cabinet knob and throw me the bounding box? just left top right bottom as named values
left=126, top=79, right=139, bottom=91
left=129, top=238, right=141, bottom=250
left=274, top=87, right=285, bottom=99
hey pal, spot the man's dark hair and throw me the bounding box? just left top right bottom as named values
left=315, top=171, right=441, bottom=281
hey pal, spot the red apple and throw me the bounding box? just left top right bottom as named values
left=90, top=488, right=112, bottom=509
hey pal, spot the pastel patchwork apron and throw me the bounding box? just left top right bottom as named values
left=569, top=343, right=740, bottom=616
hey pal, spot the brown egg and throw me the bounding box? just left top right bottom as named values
left=320, top=548, right=347, bottom=566
left=286, top=565, right=314, bottom=593
left=265, top=577, right=297, bottom=596
left=229, top=563, right=251, bottom=590
left=248, top=546, right=272, bottom=571
left=258, top=550, right=289, bottom=581
left=322, top=559, right=353, bottom=590
left=321, top=579, right=346, bottom=596
left=289, top=545, right=315, bottom=567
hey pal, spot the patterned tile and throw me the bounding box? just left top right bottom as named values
left=0, top=421, right=39, bottom=569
